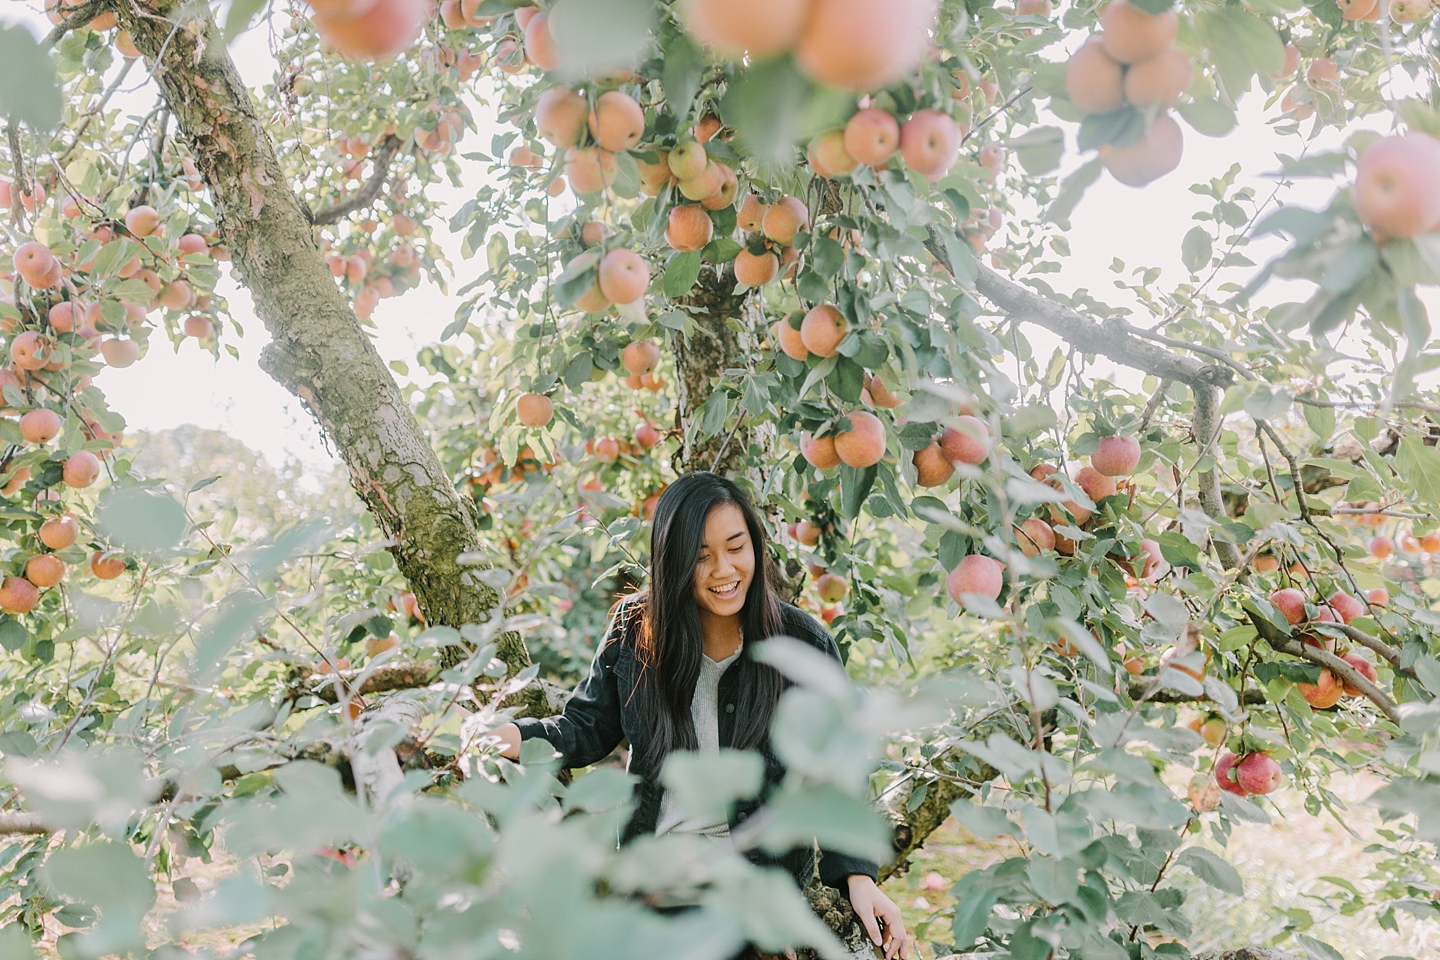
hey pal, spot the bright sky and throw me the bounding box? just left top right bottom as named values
left=7, top=6, right=1425, bottom=477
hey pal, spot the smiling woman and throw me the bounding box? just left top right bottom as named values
left=490, top=471, right=909, bottom=959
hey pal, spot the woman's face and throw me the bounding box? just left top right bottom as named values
left=691, top=502, right=755, bottom=620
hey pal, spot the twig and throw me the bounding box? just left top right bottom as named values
left=310, top=135, right=403, bottom=225
left=58, top=58, right=137, bottom=167
left=1114, top=318, right=1257, bottom=382
left=1255, top=419, right=1310, bottom=522
left=1139, top=378, right=1171, bottom=431
left=1295, top=394, right=1440, bottom=415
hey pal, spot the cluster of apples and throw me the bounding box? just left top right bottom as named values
left=937, top=434, right=1152, bottom=614
left=303, top=0, right=428, bottom=60
left=470, top=444, right=555, bottom=492
left=682, top=0, right=937, bottom=93
left=1215, top=750, right=1282, bottom=797
left=1267, top=586, right=1381, bottom=708
left=809, top=106, right=964, bottom=183
left=322, top=234, right=426, bottom=321
left=1063, top=0, right=1191, bottom=186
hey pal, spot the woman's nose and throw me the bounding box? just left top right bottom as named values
left=712, top=552, right=734, bottom=576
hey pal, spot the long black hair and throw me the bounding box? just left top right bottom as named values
left=619, top=471, right=786, bottom=770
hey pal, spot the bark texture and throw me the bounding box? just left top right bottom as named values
left=114, top=8, right=534, bottom=692
left=673, top=264, right=750, bottom=476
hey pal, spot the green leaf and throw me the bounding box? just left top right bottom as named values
left=1047, top=157, right=1103, bottom=229
left=564, top=766, right=639, bottom=814
left=1077, top=107, right=1144, bottom=152
left=554, top=250, right=599, bottom=305
left=701, top=237, right=743, bottom=263
left=661, top=32, right=705, bottom=125
left=550, top=0, right=655, bottom=78
left=1007, top=126, right=1064, bottom=176
left=950, top=871, right=1002, bottom=949
left=752, top=784, right=893, bottom=863
left=1181, top=227, right=1213, bottom=274
left=1176, top=97, right=1238, bottom=138
left=563, top=352, right=593, bottom=390
left=1396, top=437, right=1440, bottom=503
left=0, top=616, right=25, bottom=652
left=949, top=800, right=1015, bottom=841
left=0, top=25, right=62, bottom=130
left=812, top=236, right=844, bottom=279
left=1320, top=236, right=1379, bottom=293
left=1302, top=399, right=1336, bottom=440
left=97, top=487, right=187, bottom=554
left=1242, top=384, right=1293, bottom=420
left=662, top=250, right=702, bottom=298
left=839, top=463, right=877, bottom=519
left=1177, top=846, right=1244, bottom=895
left=0, top=924, right=37, bottom=960
left=224, top=0, right=268, bottom=40
left=698, top=389, right=729, bottom=437
left=796, top=268, right=830, bottom=302
left=1296, top=935, right=1345, bottom=960
left=40, top=842, right=156, bottom=953
left=660, top=750, right=762, bottom=822
left=1197, top=9, right=1284, bottom=97
left=720, top=56, right=811, bottom=166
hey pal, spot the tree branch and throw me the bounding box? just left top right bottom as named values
left=1272, top=637, right=1401, bottom=724
left=1194, top=384, right=1243, bottom=569
left=1118, top=320, right=1258, bottom=382
left=114, top=10, right=539, bottom=703
left=297, top=660, right=438, bottom=703
left=963, top=255, right=1234, bottom=389
left=309, top=135, right=403, bottom=226
left=0, top=812, right=49, bottom=835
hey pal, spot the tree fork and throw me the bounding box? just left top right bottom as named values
left=113, top=8, right=536, bottom=694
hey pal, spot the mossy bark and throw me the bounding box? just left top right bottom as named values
left=672, top=264, right=750, bottom=478
left=115, top=10, right=536, bottom=697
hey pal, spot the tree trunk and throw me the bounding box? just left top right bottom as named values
left=115, top=10, right=535, bottom=692
left=672, top=264, right=750, bottom=477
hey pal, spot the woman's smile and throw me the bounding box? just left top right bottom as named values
left=692, top=503, right=755, bottom=623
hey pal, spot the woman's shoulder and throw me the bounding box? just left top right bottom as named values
left=599, top=592, right=647, bottom=652
left=775, top=600, right=837, bottom=653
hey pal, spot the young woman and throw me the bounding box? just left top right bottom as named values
left=491, top=471, right=909, bottom=959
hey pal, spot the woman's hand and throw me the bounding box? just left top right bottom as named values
left=491, top=722, right=522, bottom=760
left=846, top=874, right=909, bottom=959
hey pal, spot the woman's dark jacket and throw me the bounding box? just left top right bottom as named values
left=514, top=598, right=878, bottom=892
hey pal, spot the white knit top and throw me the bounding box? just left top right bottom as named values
left=654, top=643, right=744, bottom=837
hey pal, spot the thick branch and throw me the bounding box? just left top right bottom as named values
left=1129, top=683, right=1266, bottom=705
left=1273, top=638, right=1401, bottom=724
left=298, top=660, right=438, bottom=703
left=1194, top=385, right=1243, bottom=569
left=965, top=258, right=1232, bottom=389
left=0, top=812, right=49, bottom=835
left=115, top=11, right=538, bottom=702
left=879, top=747, right=998, bottom=882
left=309, top=135, right=403, bottom=226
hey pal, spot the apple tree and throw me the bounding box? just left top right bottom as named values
left=0, top=0, right=1438, bottom=958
